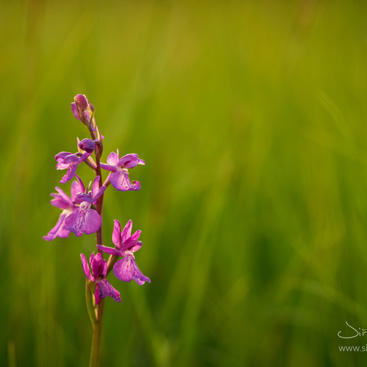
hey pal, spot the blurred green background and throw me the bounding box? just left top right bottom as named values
left=1, top=0, right=367, bottom=366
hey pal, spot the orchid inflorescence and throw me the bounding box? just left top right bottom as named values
left=44, top=94, right=150, bottom=309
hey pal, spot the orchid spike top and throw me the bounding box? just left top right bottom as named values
left=44, top=93, right=150, bottom=327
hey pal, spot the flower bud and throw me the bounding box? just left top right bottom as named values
left=78, top=138, right=96, bottom=153
left=75, top=94, right=89, bottom=110
left=71, top=94, right=95, bottom=127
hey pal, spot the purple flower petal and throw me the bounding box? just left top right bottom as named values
left=101, top=151, right=144, bottom=191
left=92, top=183, right=106, bottom=202
left=121, top=220, right=132, bottom=242
left=78, top=138, right=95, bottom=153
left=70, top=180, right=84, bottom=201
left=110, top=171, right=140, bottom=191
left=118, top=154, right=145, bottom=169
left=113, top=257, right=134, bottom=282
left=112, top=220, right=122, bottom=248
left=64, top=211, right=81, bottom=236
left=50, top=188, right=72, bottom=209
left=60, top=164, right=78, bottom=184
left=98, top=279, right=121, bottom=303
left=134, top=274, right=151, bottom=285
left=131, top=230, right=141, bottom=241
left=55, top=152, right=71, bottom=161
left=89, top=252, right=95, bottom=266
left=50, top=195, right=70, bottom=210
left=78, top=152, right=92, bottom=163
left=107, top=151, right=120, bottom=166
left=82, top=111, right=91, bottom=123
left=91, top=176, right=100, bottom=198
left=59, top=154, right=80, bottom=164
left=93, top=188, right=105, bottom=206
left=81, top=251, right=121, bottom=305
left=97, top=245, right=122, bottom=257
left=74, top=193, right=94, bottom=204
left=113, top=256, right=151, bottom=285
left=118, top=154, right=140, bottom=168
left=100, top=163, right=117, bottom=172
left=65, top=204, right=102, bottom=236
left=74, top=175, right=86, bottom=193
left=55, top=154, right=79, bottom=170
left=74, top=94, right=89, bottom=110
left=55, top=153, right=82, bottom=183
left=43, top=212, right=70, bottom=241
left=84, top=208, right=102, bottom=235
left=81, top=253, right=93, bottom=281
left=71, top=102, right=80, bottom=121
left=91, top=253, right=107, bottom=278
left=130, top=180, right=141, bottom=191
left=121, top=240, right=142, bottom=253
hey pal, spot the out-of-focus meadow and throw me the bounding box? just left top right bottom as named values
left=1, top=0, right=367, bottom=366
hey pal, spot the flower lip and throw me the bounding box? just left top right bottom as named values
left=113, top=255, right=151, bottom=285
left=65, top=204, right=102, bottom=237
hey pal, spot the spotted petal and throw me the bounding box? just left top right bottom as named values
left=65, top=204, right=102, bottom=236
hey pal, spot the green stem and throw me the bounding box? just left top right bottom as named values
left=85, top=280, right=97, bottom=325
left=86, top=118, right=106, bottom=367
left=89, top=299, right=105, bottom=367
